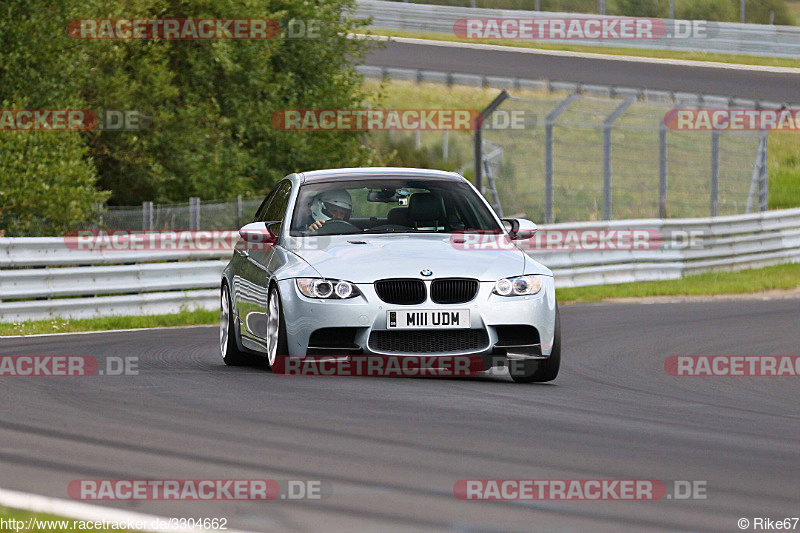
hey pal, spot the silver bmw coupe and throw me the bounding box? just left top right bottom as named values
left=220, top=167, right=560, bottom=383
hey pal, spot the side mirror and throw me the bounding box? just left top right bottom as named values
left=239, top=221, right=278, bottom=245
left=502, top=218, right=536, bottom=240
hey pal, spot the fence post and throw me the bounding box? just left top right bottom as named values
left=710, top=131, right=720, bottom=217
left=236, top=195, right=243, bottom=226
left=759, top=132, right=769, bottom=211
left=190, top=197, right=200, bottom=230
left=545, top=93, right=578, bottom=224
left=142, top=201, right=153, bottom=230
left=474, top=90, right=510, bottom=194
left=659, top=120, right=668, bottom=218
left=602, top=97, right=634, bottom=221
left=746, top=133, right=767, bottom=214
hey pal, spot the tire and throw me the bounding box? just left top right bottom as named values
left=510, top=304, right=561, bottom=383
left=220, top=283, right=249, bottom=366
left=266, top=284, right=289, bottom=371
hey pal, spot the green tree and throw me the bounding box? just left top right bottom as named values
left=77, top=0, right=376, bottom=204
left=0, top=106, right=109, bottom=236
left=0, top=0, right=109, bottom=236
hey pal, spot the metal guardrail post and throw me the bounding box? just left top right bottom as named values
left=659, top=120, right=669, bottom=218
left=545, top=94, right=578, bottom=224
left=602, top=97, right=635, bottom=221
left=474, top=90, right=510, bottom=194
left=710, top=131, right=720, bottom=217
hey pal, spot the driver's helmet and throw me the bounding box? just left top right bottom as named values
left=311, top=189, right=353, bottom=222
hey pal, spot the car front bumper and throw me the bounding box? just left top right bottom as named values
left=277, top=277, right=558, bottom=362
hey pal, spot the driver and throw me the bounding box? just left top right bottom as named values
left=308, top=189, right=353, bottom=232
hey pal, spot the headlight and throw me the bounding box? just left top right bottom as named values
left=493, top=275, right=543, bottom=296
left=296, top=278, right=361, bottom=299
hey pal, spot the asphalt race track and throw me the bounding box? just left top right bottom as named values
left=364, top=39, right=800, bottom=104
left=1, top=299, right=799, bottom=532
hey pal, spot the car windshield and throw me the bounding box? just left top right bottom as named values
left=290, top=178, right=500, bottom=236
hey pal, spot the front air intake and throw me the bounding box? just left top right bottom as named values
left=430, top=278, right=479, bottom=304
left=374, top=278, right=426, bottom=305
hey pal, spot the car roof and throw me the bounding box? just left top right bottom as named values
left=298, top=167, right=466, bottom=183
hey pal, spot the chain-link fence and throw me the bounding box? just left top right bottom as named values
left=478, top=91, right=768, bottom=222
left=95, top=196, right=265, bottom=230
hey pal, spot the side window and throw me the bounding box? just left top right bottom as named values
left=260, top=181, right=292, bottom=223
left=253, top=188, right=278, bottom=223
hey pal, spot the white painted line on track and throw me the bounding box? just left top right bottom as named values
left=355, top=34, right=800, bottom=74
left=0, top=487, right=255, bottom=533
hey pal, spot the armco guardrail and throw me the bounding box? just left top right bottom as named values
left=538, top=207, right=800, bottom=287
left=2, top=208, right=800, bottom=321
left=356, top=0, right=800, bottom=58
left=0, top=238, right=229, bottom=322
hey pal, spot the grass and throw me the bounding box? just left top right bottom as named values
left=371, top=29, right=800, bottom=69
left=0, top=307, right=217, bottom=336
left=788, top=0, right=800, bottom=21
left=767, top=131, right=800, bottom=209
left=556, top=262, right=800, bottom=303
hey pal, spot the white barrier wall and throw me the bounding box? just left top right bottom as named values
left=2, top=207, right=800, bottom=321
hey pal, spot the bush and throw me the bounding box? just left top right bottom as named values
left=1, top=0, right=379, bottom=229
left=0, top=110, right=109, bottom=236
left=675, top=0, right=737, bottom=21
left=611, top=0, right=669, bottom=17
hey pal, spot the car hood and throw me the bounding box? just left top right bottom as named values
left=284, top=233, right=547, bottom=283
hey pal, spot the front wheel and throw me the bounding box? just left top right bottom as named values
left=220, top=283, right=249, bottom=366
left=266, top=285, right=288, bottom=370
left=510, top=305, right=561, bottom=383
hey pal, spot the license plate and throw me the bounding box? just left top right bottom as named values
left=387, top=310, right=470, bottom=329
